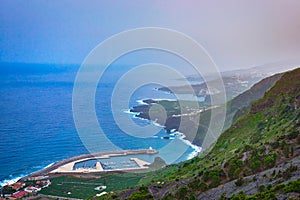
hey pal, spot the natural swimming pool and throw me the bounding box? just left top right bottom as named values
left=73, top=155, right=141, bottom=170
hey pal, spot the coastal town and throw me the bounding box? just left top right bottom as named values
left=1, top=179, right=51, bottom=199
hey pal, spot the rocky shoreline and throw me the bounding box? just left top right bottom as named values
left=129, top=99, right=203, bottom=158
left=130, top=99, right=181, bottom=132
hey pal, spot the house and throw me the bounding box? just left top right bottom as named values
left=24, top=186, right=41, bottom=193
left=96, top=191, right=108, bottom=197
left=94, top=185, right=106, bottom=191
left=11, top=190, right=28, bottom=199
left=40, top=179, right=51, bottom=188
left=35, top=179, right=51, bottom=188
left=10, top=182, right=25, bottom=190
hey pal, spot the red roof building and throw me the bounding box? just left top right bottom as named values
left=11, top=190, right=28, bottom=199
left=11, top=182, right=25, bottom=190
left=24, top=186, right=41, bottom=193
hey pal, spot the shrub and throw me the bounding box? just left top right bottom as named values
left=235, top=178, right=244, bottom=187
left=233, top=168, right=241, bottom=178
left=126, top=190, right=153, bottom=200
left=282, top=179, right=300, bottom=193
left=198, top=182, right=208, bottom=192
left=161, top=193, right=174, bottom=200
left=1, top=186, right=16, bottom=195
left=250, top=160, right=261, bottom=172
left=209, top=175, right=221, bottom=188
left=187, top=178, right=200, bottom=190
left=258, top=184, right=265, bottom=192
left=175, top=186, right=188, bottom=200
left=264, top=155, right=276, bottom=168
left=202, top=171, right=209, bottom=182
left=287, top=130, right=298, bottom=139
left=267, top=184, right=272, bottom=190
left=271, top=141, right=279, bottom=149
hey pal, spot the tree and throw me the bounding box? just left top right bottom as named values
left=258, top=184, right=265, bottom=192
left=187, top=178, right=200, bottom=190
left=250, top=160, right=261, bottom=172
left=264, top=155, right=276, bottom=168
left=175, top=186, right=188, bottom=200
left=290, top=146, right=294, bottom=157
left=198, top=182, right=208, bottom=192
left=283, top=145, right=290, bottom=158
left=235, top=178, right=244, bottom=187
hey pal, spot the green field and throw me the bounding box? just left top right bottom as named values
left=39, top=173, right=146, bottom=199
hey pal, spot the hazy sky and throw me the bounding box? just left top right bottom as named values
left=1, top=0, right=300, bottom=70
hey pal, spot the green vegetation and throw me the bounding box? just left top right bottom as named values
left=126, top=68, right=300, bottom=199
left=1, top=186, right=16, bottom=195
left=40, top=173, right=146, bottom=199
left=222, top=178, right=300, bottom=200
left=125, top=186, right=153, bottom=200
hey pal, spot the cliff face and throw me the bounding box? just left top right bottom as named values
left=228, top=73, right=282, bottom=114
left=251, top=68, right=300, bottom=114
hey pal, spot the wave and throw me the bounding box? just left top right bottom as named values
left=142, top=115, right=202, bottom=160
left=136, top=115, right=202, bottom=160
left=177, top=133, right=202, bottom=160
left=125, top=101, right=202, bottom=162
left=123, top=109, right=138, bottom=115
left=0, top=162, right=55, bottom=187
left=42, top=162, right=55, bottom=169
left=151, top=121, right=165, bottom=128
left=151, top=98, right=177, bottom=102
left=166, top=130, right=202, bottom=160
left=136, top=99, right=149, bottom=105
left=0, top=175, right=25, bottom=187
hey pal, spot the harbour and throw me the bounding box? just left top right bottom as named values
left=22, top=149, right=158, bottom=181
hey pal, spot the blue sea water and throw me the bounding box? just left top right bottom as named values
left=0, top=63, right=200, bottom=185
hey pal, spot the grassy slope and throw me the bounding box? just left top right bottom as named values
left=129, top=68, right=300, bottom=199
left=121, top=72, right=287, bottom=186
left=181, top=68, right=299, bottom=176
left=226, top=73, right=283, bottom=126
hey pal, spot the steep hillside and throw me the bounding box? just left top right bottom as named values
left=116, top=68, right=300, bottom=200
left=226, top=73, right=282, bottom=124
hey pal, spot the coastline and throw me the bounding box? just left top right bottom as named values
left=0, top=98, right=202, bottom=187
left=20, top=149, right=158, bottom=181
left=0, top=161, right=56, bottom=187
left=1, top=149, right=158, bottom=187
left=0, top=175, right=25, bottom=187
left=128, top=99, right=203, bottom=160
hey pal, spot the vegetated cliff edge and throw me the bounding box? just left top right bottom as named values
left=117, top=68, right=300, bottom=200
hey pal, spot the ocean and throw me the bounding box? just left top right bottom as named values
left=0, top=63, right=201, bottom=186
